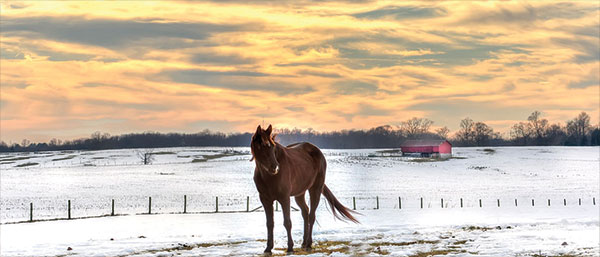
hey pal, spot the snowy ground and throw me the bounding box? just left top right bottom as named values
left=1, top=207, right=598, bottom=256
left=1, top=146, right=599, bottom=256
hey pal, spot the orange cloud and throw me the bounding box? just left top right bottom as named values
left=1, top=1, right=598, bottom=142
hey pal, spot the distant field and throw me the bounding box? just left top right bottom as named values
left=0, top=146, right=598, bottom=223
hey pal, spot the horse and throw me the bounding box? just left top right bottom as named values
left=250, top=124, right=359, bottom=254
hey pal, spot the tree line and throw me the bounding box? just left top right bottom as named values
left=1, top=111, right=598, bottom=152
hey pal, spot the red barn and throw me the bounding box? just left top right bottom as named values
left=400, top=139, right=452, bottom=158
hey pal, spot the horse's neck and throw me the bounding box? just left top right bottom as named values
left=274, top=143, right=286, bottom=161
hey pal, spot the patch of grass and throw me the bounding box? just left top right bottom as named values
left=408, top=249, right=467, bottom=257
left=92, top=157, right=106, bottom=159
left=52, top=155, right=76, bottom=161
left=150, top=151, right=175, bottom=155
left=118, top=240, right=248, bottom=256
left=453, top=240, right=468, bottom=245
left=191, top=152, right=242, bottom=163
left=375, top=149, right=402, bottom=154
left=530, top=254, right=578, bottom=257
left=273, top=240, right=354, bottom=256
left=0, top=156, right=32, bottom=162
left=468, top=166, right=488, bottom=170
left=0, top=161, right=15, bottom=165
left=482, top=148, right=496, bottom=154
left=461, top=225, right=509, bottom=231
left=15, top=162, right=38, bottom=167
left=370, top=240, right=440, bottom=247
left=451, top=156, right=467, bottom=159
left=408, top=158, right=448, bottom=163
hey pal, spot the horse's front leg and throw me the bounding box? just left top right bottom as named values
left=279, top=197, right=294, bottom=253
left=260, top=195, right=274, bottom=253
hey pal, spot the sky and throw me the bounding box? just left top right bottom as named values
left=1, top=1, right=599, bottom=143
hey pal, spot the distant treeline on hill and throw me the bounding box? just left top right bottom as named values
left=1, top=111, right=599, bottom=152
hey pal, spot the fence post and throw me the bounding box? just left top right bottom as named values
left=460, top=198, right=463, bottom=208
left=579, top=198, right=581, bottom=205
left=420, top=197, right=423, bottom=209
left=398, top=197, right=401, bottom=210
left=441, top=198, right=444, bottom=208
left=68, top=200, right=71, bottom=219
left=532, top=199, right=535, bottom=206
left=246, top=196, right=250, bottom=212
left=111, top=199, right=115, bottom=216
left=515, top=199, right=518, bottom=207
left=184, top=195, right=187, bottom=214
left=547, top=199, right=550, bottom=206
left=479, top=199, right=482, bottom=208
left=353, top=197, right=356, bottom=210
left=149, top=197, right=152, bottom=214
left=594, top=197, right=596, bottom=205
left=30, top=202, right=33, bottom=222
left=497, top=199, right=500, bottom=207
left=376, top=196, right=379, bottom=210
left=215, top=197, right=219, bottom=213
left=563, top=199, right=566, bottom=206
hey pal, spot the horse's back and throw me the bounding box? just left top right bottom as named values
left=286, top=142, right=326, bottom=167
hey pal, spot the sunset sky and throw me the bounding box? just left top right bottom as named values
left=1, top=1, right=598, bottom=143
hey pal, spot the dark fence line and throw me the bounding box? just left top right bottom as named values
left=11, top=195, right=598, bottom=225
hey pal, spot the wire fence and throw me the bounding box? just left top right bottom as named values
left=3, top=195, right=597, bottom=225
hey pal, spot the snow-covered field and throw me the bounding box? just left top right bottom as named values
left=1, top=146, right=599, bottom=256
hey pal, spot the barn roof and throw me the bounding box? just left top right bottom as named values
left=401, top=139, right=451, bottom=147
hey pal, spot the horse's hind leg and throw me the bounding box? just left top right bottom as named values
left=294, top=194, right=310, bottom=249
left=307, top=181, right=324, bottom=249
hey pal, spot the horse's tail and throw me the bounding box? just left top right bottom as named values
left=322, top=185, right=360, bottom=223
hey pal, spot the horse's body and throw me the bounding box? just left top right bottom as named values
left=251, top=125, right=358, bottom=253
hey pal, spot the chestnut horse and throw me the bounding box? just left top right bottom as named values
left=251, top=125, right=358, bottom=254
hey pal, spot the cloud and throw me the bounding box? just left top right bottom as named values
left=337, top=103, right=392, bottom=121
left=332, top=80, right=379, bottom=95
left=0, top=48, right=25, bottom=60
left=352, top=6, right=446, bottom=20
left=161, top=69, right=314, bottom=95
left=0, top=16, right=249, bottom=49
left=190, top=51, right=258, bottom=65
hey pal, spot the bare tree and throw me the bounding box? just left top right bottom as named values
left=527, top=111, right=549, bottom=144
left=510, top=121, right=531, bottom=145
left=455, top=117, right=475, bottom=144
left=567, top=112, right=591, bottom=145
left=20, top=139, right=30, bottom=148
left=435, top=126, right=450, bottom=139
left=473, top=122, right=497, bottom=146
left=136, top=149, right=155, bottom=165
left=545, top=123, right=566, bottom=145
left=400, top=117, right=433, bottom=138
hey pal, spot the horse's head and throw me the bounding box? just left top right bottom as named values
left=250, top=124, right=280, bottom=175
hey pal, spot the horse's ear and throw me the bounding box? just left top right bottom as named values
left=271, top=133, right=277, bottom=141
left=256, top=125, right=262, bottom=133
left=265, top=124, right=272, bottom=135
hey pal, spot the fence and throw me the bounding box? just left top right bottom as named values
left=5, top=195, right=597, bottom=225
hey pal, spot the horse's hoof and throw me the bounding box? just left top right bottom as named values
left=286, top=249, right=294, bottom=255
left=263, top=249, right=272, bottom=255
left=303, top=247, right=312, bottom=252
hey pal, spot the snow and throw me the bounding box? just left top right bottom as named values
left=1, top=207, right=598, bottom=256
left=1, top=146, right=599, bottom=256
